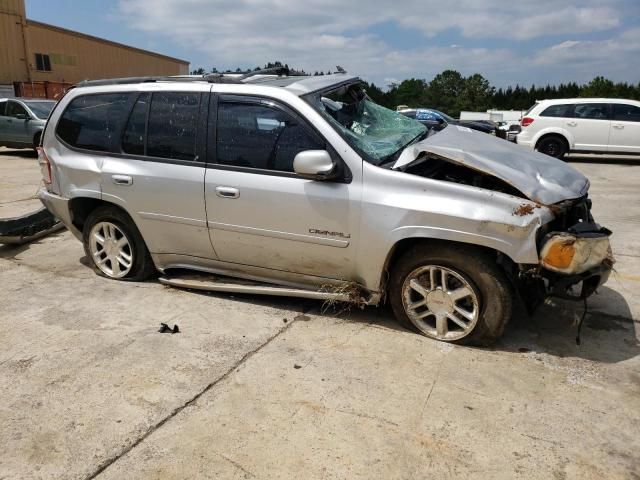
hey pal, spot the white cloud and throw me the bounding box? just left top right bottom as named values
left=116, top=0, right=639, bottom=86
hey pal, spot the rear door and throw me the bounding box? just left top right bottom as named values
left=568, top=103, right=611, bottom=151
left=608, top=103, right=640, bottom=153
left=101, top=89, right=213, bottom=259
left=57, top=88, right=213, bottom=259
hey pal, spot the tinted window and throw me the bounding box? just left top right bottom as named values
left=216, top=102, right=323, bottom=172
left=6, top=101, right=28, bottom=118
left=540, top=104, right=573, bottom=118
left=613, top=103, right=640, bottom=122
left=147, top=92, right=200, bottom=160
left=0, top=100, right=6, bottom=116
left=122, top=93, right=150, bottom=155
left=573, top=103, right=609, bottom=120
left=57, top=93, right=131, bottom=152
left=24, top=101, right=55, bottom=119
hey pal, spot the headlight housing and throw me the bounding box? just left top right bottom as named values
left=540, top=232, right=613, bottom=274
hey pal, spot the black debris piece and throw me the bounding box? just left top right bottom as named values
left=159, top=323, right=180, bottom=334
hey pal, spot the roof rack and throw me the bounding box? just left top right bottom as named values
left=75, top=66, right=296, bottom=88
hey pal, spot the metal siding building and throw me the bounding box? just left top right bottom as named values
left=0, top=0, right=189, bottom=87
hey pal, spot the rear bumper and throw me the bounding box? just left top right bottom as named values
left=38, top=188, right=82, bottom=240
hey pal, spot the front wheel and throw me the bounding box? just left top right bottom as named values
left=389, top=243, right=512, bottom=345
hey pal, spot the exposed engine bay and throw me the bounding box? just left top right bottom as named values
left=400, top=154, right=526, bottom=199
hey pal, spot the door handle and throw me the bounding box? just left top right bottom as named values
left=566, top=121, right=577, bottom=127
left=215, top=186, right=240, bottom=199
left=613, top=124, right=624, bottom=129
left=112, top=174, right=133, bottom=186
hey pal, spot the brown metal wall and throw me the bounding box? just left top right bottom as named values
left=1, top=0, right=189, bottom=87
left=26, top=21, right=189, bottom=83
left=14, top=80, right=72, bottom=99
left=0, top=0, right=29, bottom=84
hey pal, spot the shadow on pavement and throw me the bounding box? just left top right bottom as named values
left=65, top=260, right=639, bottom=364
left=565, top=155, right=640, bottom=165
left=496, top=287, right=639, bottom=363
left=0, top=148, right=37, bottom=159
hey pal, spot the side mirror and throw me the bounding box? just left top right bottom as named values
left=293, top=150, right=336, bottom=180
left=15, top=113, right=29, bottom=120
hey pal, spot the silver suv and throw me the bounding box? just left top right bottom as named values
left=38, top=71, right=614, bottom=345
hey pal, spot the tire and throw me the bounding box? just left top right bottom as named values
left=33, top=132, right=41, bottom=151
left=82, top=206, right=156, bottom=281
left=536, top=135, right=567, bottom=159
left=389, top=243, right=512, bottom=346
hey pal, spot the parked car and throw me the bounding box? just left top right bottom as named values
left=516, top=98, right=640, bottom=158
left=399, top=108, right=497, bottom=134
left=38, top=72, right=613, bottom=345
left=0, top=98, right=56, bottom=150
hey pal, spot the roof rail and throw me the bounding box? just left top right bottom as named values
left=74, top=66, right=312, bottom=88
left=75, top=74, right=242, bottom=88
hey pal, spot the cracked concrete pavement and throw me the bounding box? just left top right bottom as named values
left=1, top=149, right=639, bottom=479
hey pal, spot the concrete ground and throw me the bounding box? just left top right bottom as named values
left=1, top=147, right=639, bottom=479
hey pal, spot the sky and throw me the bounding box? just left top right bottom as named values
left=26, top=0, right=640, bottom=88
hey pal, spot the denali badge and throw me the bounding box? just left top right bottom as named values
left=309, top=229, right=351, bottom=239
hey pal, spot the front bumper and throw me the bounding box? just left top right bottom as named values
left=547, top=263, right=612, bottom=300
left=37, top=188, right=82, bottom=240
left=539, top=222, right=614, bottom=300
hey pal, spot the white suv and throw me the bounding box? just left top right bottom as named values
left=516, top=98, right=640, bottom=158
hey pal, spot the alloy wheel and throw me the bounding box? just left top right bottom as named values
left=401, top=265, right=479, bottom=341
left=89, top=221, right=133, bottom=278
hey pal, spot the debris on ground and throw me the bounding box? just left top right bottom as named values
left=158, top=323, right=180, bottom=334
left=0, top=207, right=63, bottom=245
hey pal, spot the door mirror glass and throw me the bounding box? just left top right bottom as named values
left=293, top=150, right=335, bottom=180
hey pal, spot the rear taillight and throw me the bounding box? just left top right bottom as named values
left=521, top=117, right=534, bottom=127
left=37, top=147, right=52, bottom=185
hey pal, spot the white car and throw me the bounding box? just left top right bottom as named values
left=515, top=98, right=640, bottom=158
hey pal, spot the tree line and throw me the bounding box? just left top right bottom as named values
left=190, top=63, right=640, bottom=117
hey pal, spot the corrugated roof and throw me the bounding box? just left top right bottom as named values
left=26, top=19, right=189, bottom=65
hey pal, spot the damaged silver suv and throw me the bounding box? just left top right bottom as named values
left=38, top=70, right=614, bottom=345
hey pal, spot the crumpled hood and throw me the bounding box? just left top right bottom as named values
left=393, top=125, right=589, bottom=205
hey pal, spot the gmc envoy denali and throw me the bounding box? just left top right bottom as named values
left=38, top=69, right=614, bottom=345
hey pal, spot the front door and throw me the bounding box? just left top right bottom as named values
left=609, top=103, right=640, bottom=153
left=4, top=101, right=31, bottom=144
left=204, top=95, right=360, bottom=281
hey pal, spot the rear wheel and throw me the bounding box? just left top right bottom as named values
left=33, top=132, right=41, bottom=151
left=536, top=135, right=567, bottom=159
left=389, top=243, right=512, bottom=345
left=82, top=206, right=155, bottom=281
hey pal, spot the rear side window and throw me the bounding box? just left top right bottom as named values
left=56, top=93, right=131, bottom=152
left=572, top=103, right=609, bottom=120
left=540, top=104, right=573, bottom=118
left=215, top=102, right=324, bottom=172
left=0, top=100, right=6, bottom=116
left=612, top=103, right=640, bottom=122
left=122, top=93, right=150, bottom=155
left=147, top=92, right=200, bottom=161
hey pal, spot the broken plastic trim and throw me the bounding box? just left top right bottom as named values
left=0, top=207, right=63, bottom=245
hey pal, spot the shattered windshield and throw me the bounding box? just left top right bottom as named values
left=308, top=84, right=427, bottom=164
